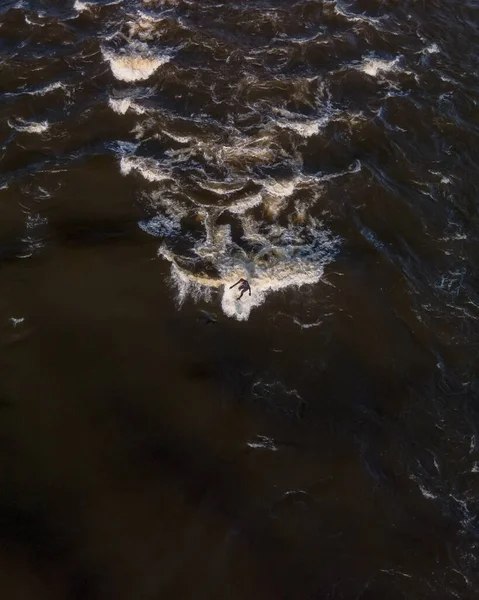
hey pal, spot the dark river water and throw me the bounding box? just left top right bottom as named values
left=1, top=0, right=479, bottom=598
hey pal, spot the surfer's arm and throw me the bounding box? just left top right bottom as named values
left=230, top=279, right=241, bottom=289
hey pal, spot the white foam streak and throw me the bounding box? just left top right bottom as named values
left=247, top=436, right=278, bottom=451
left=9, top=118, right=50, bottom=134
left=330, top=0, right=383, bottom=25
left=74, top=0, right=123, bottom=10
left=30, top=81, right=66, bottom=96
left=164, top=131, right=193, bottom=143
left=5, top=81, right=68, bottom=99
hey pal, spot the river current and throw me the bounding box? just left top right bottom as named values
left=0, top=1, right=479, bottom=598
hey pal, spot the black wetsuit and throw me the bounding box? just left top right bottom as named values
left=229, top=278, right=251, bottom=300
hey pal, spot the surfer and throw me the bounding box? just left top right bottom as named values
left=230, top=278, right=251, bottom=300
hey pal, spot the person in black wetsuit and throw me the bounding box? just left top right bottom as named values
left=230, top=278, right=251, bottom=300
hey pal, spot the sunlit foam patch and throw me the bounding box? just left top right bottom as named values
left=101, top=42, right=172, bottom=82
left=358, top=55, right=401, bottom=78
left=157, top=220, right=340, bottom=321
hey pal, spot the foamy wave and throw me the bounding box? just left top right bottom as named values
left=108, top=97, right=146, bottom=115
left=120, top=155, right=171, bottom=182
left=74, top=0, right=123, bottom=11
left=164, top=130, right=194, bottom=144
left=424, top=43, right=440, bottom=55
left=9, top=118, right=50, bottom=134
left=214, top=138, right=277, bottom=167
left=29, top=81, right=66, bottom=96
left=276, top=120, right=320, bottom=137
left=359, top=56, right=400, bottom=78
left=329, top=0, right=384, bottom=25
left=102, top=42, right=171, bottom=82
left=160, top=218, right=339, bottom=321
left=24, top=15, right=44, bottom=26
left=126, top=10, right=171, bottom=40
left=196, top=180, right=247, bottom=196
left=74, top=0, right=89, bottom=10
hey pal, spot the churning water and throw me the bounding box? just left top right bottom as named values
left=0, top=1, right=479, bottom=598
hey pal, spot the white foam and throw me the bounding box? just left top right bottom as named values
left=74, top=0, right=88, bottom=10
left=25, top=214, right=48, bottom=229
left=277, top=119, right=320, bottom=137
left=120, top=155, right=171, bottom=182
left=126, top=10, right=170, bottom=40
left=327, top=0, right=383, bottom=25
left=360, top=56, right=400, bottom=77
left=424, top=43, right=440, bottom=55
left=108, top=97, right=146, bottom=115
left=261, top=178, right=296, bottom=198
left=197, top=179, right=248, bottom=195
left=25, top=15, right=44, bottom=26
left=9, top=317, right=25, bottom=327
left=109, top=98, right=132, bottom=114
left=293, top=317, right=322, bottom=329
left=161, top=220, right=339, bottom=321
left=74, top=0, right=123, bottom=10
left=18, top=214, right=48, bottom=259
left=430, top=170, right=451, bottom=184
left=191, top=131, right=283, bottom=170
left=419, top=485, right=437, bottom=500
left=246, top=436, right=278, bottom=451
left=102, top=42, right=171, bottom=82
left=29, top=81, right=66, bottom=96
left=164, top=130, right=194, bottom=144
left=8, top=118, right=49, bottom=134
